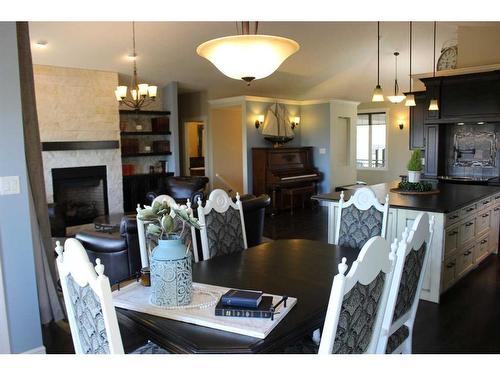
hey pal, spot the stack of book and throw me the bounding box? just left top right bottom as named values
left=215, top=289, right=275, bottom=319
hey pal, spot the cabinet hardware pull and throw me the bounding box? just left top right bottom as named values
left=446, top=262, right=455, bottom=268
left=465, top=222, right=474, bottom=227
left=463, top=251, right=472, bottom=256
left=482, top=214, right=489, bottom=217
left=449, top=215, right=459, bottom=220
left=495, top=208, right=500, bottom=211
left=466, top=208, right=474, bottom=212
left=481, top=240, right=487, bottom=244
left=483, top=201, right=489, bottom=205
left=496, top=196, right=500, bottom=200
left=448, top=230, right=458, bottom=236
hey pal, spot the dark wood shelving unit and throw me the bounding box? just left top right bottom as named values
left=122, top=151, right=172, bottom=158
left=120, top=131, right=172, bottom=136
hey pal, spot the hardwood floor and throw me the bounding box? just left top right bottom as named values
left=43, top=206, right=500, bottom=353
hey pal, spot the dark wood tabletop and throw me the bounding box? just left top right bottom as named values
left=116, top=239, right=359, bottom=353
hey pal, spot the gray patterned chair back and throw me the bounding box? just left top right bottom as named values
left=338, top=205, right=383, bottom=250
left=332, top=271, right=386, bottom=353
left=205, top=206, right=245, bottom=258
left=65, top=274, right=110, bottom=354
left=392, top=241, right=427, bottom=322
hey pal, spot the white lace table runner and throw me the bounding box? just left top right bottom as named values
left=112, top=281, right=297, bottom=339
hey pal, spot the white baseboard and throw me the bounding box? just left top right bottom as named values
left=23, top=345, right=46, bottom=354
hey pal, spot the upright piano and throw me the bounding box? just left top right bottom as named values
left=252, top=147, right=322, bottom=212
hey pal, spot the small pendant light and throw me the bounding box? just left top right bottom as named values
left=429, top=21, right=439, bottom=111
left=387, top=52, right=406, bottom=103
left=372, top=22, right=384, bottom=102
left=405, top=22, right=416, bottom=107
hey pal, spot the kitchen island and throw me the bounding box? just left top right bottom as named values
left=313, top=180, right=500, bottom=303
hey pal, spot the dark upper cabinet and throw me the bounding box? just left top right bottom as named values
left=409, top=91, right=427, bottom=150
left=420, top=70, right=500, bottom=123
left=424, top=124, right=446, bottom=177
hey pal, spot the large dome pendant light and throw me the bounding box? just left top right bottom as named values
left=429, top=21, right=439, bottom=111
left=387, top=52, right=406, bottom=103
left=196, top=22, right=300, bottom=85
left=372, top=22, right=384, bottom=102
left=405, top=22, right=416, bottom=107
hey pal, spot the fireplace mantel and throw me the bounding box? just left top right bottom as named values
left=41, top=140, right=119, bottom=151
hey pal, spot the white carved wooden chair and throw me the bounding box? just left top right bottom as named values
left=318, top=236, right=396, bottom=354
left=376, top=212, right=435, bottom=354
left=55, top=238, right=167, bottom=354
left=136, top=194, right=200, bottom=267
left=335, top=187, right=390, bottom=249
left=197, top=189, right=247, bottom=261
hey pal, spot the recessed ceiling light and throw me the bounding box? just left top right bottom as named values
left=477, top=121, right=485, bottom=125
left=34, top=40, right=48, bottom=49
left=457, top=122, right=465, bottom=125
left=127, top=53, right=137, bottom=61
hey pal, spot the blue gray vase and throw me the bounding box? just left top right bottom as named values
left=150, top=237, right=192, bottom=307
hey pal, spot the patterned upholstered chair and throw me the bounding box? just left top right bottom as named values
left=136, top=194, right=200, bottom=267
left=335, top=187, right=389, bottom=250
left=318, top=236, right=396, bottom=354
left=376, top=212, right=435, bottom=354
left=197, top=189, right=247, bottom=260
left=55, top=238, right=167, bottom=354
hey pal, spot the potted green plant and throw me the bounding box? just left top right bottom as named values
left=407, top=149, right=423, bottom=183
left=137, top=200, right=201, bottom=307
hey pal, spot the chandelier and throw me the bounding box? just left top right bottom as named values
left=387, top=51, right=406, bottom=104
left=196, top=22, right=300, bottom=85
left=115, top=22, right=157, bottom=111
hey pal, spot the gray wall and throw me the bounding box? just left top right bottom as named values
left=0, top=22, right=43, bottom=353
left=300, top=103, right=331, bottom=193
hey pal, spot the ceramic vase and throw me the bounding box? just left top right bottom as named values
left=150, top=237, right=192, bottom=307
left=408, top=170, right=421, bottom=183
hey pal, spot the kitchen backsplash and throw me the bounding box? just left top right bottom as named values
left=445, top=123, right=500, bottom=178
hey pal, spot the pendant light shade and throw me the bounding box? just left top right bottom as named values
left=429, top=21, right=439, bottom=111
left=197, top=32, right=299, bottom=84
left=405, top=93, right=416, bottom=107
left=372, top=22, right=384, bottom=102
left=405, top=22, right=416, bottom=107
left=387, top=51, right=406, bottom=103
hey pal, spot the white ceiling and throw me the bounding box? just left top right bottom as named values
left=28, top=21, right=497, bottom=102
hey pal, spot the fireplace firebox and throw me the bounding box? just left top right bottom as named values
left=51, top=166, right=109, bottom=228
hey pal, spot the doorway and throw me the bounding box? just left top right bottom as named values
left=183, top=121, right=206, bottom=177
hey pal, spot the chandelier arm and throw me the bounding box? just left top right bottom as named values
left=377, top=22, right=380, bottom=86
left=409, top=21, right=412, bottom=92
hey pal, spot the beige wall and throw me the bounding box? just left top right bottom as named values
left=457, top=26, right=500, bottom=68
left=357, top=102, right=411, bottom=185
left=210, top=106, right=244, bottom=194
left=34, top=65, right=120, bottom=141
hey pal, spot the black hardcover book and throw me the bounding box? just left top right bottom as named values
left=215, top=296, right=274, bottom=319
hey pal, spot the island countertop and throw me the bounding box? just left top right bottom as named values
left=313, top=180, right=500, bottom=213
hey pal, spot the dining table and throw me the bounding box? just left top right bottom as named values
left=116, top=239, right=360, bottom=353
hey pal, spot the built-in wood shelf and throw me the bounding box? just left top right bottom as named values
left=120, top=131, right=171, bottom=136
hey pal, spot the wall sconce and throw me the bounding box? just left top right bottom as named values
left=291, top=116, right=300, bottom=129
left=398, top=122, right=404, bottom=130
left=255, top=115, right=264, bottom=129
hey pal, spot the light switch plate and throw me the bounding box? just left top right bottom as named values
left=0, top=176, right=21, bottom=195
left=319, top=148, right=326, bottom=154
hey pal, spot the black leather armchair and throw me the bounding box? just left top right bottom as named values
left=75, top=217, right=142, bottom=286
left=146, top=176, right=209, bottom=207
left=240, top=194, right=271, bottom=247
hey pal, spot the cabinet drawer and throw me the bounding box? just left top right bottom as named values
left=494, top=194, right=500, bottom=204
left=442, top=256, right=457, bottom=291
left=475, top=234, right=490, bottom=263
left=460, top=203, right=477, bottom=218
left=444, top=225, right=459, bottom=258
left=459, top=218, right=476, bottom=245
left=476, top=210, right=491, bottom=236
left=445, top=210, right=461, bottom=227
left=479, top=196, right=493, bottom=209
left=456, top=244, right=475, bottom=279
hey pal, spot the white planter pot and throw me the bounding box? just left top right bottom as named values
left=408, top=170, right=421, bottom=183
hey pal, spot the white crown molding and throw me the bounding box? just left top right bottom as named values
left=209, top=96, right=360, bottom=107
left=412, top=63, right=500, bottom=80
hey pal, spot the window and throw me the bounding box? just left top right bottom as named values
left=356, top=112, right=387, bottom=169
